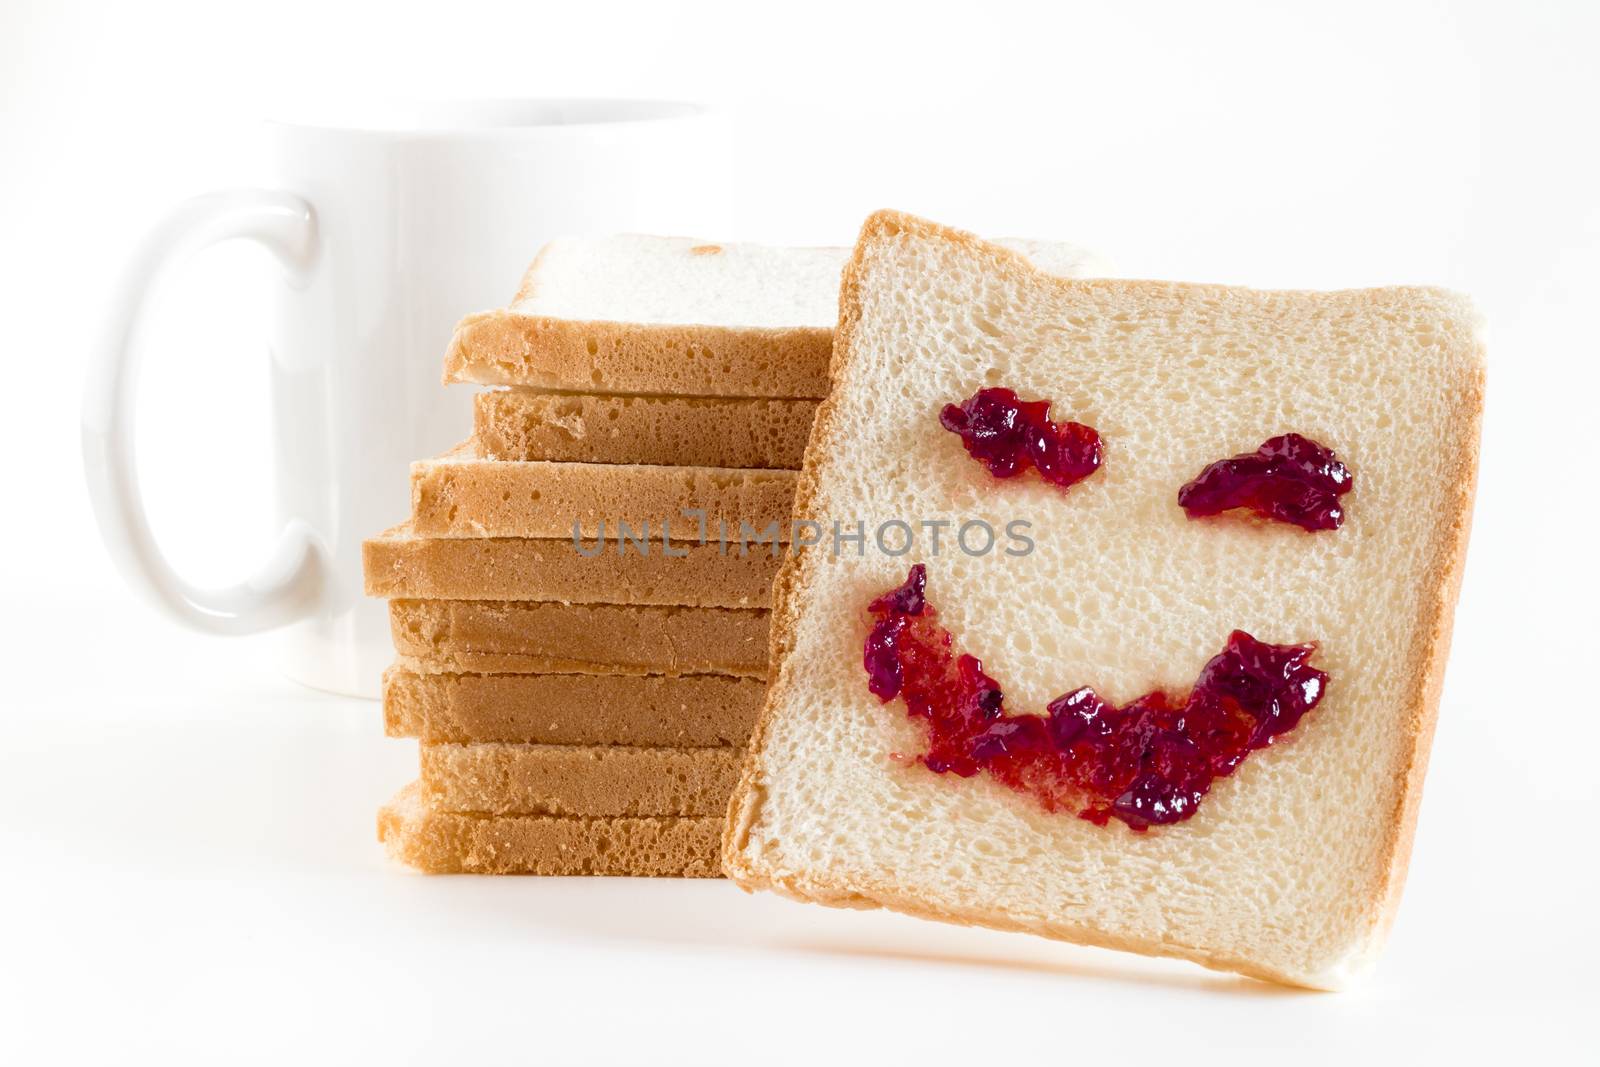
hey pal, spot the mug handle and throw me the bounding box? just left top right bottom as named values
left=83, top=190, right=324, bottom=635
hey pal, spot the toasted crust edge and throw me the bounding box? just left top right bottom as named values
left=1362, top=334, right=1484, bottom=960
left=380, top=782, right=723, bottom=876
left=722, top=209, right=1486, bottom=990
left=442, top=312, right=833, bottom=399
left=408, top=440, right=801, bottom=541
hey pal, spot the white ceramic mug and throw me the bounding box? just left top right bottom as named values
left=83, top=100, right=732, bottom=698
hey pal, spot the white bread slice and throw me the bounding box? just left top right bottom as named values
left=474, top=391, right=821, bottom=469
left=411, top=440, right=798, bottom=540
left=442, top=235, right=1105, bottom=396
left=388, top=599, right=769, bottom=677
left=421, top=743, right=738, bottom=817
left=383, top=664, right=764, bottom=745
left=362, top=522, right=783, bottom=607
left=379, top=782, right=720, bottom=876
left=724, top=211, right=1484, bottom=989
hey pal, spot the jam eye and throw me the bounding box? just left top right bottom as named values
left=1178, top=434, right=1352, bottom=531
left=939, top=386, right=1349, bottom=532
left=940, top=387, right=1102, bottom=492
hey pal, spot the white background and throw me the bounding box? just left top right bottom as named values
left=2, top=1, right=1597, bottom=1062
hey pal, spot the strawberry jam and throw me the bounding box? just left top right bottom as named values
left=1178, top=434, right=1352, bottom=531
left=939, top=387, right=1102, bottom=491
left=863, top=564, right=1328, bottom=830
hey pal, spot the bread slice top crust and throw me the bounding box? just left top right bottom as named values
left=441, top=235, right=1106, bottom=393
left=510, top=236, right=850, bottom=329
left=443, top=236, right=846, bottom=393
left=724, top=210, right=1484, bottom=989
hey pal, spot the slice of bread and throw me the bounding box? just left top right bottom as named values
left=389, top=600, right=769, bottom=677
left=475, top=391, right=819, bottom=469
left=422, top=743, right=738, bottom=817
left=442, top=235, right=1105, bottom=396
left=411, top=441, right=797, bottom=540
left=724, top=211, right=1484, bottom=989
left=379, top=782, right=720, bottom=876
left=444, top=237, right=847, bottom=397
left=363, top=523, right=782, bottom=607
left=384, top=664, right=764, bottom=746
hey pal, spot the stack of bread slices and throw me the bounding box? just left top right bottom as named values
left=364, top=233, right=1101, bottom=876
left=363, top=237, right=843, bottom=875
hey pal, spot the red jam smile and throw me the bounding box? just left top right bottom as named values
left=940, top=387, right=1102, bottom=491
left=1178, top=434, right=1352, bottom=531
left=864, top=564, right=1328, bottom=830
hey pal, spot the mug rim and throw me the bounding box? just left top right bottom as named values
left=265, top=98, right=715, bottom=136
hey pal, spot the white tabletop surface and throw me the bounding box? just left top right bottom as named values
left=3, top=585, right=1594, bottom=1062
left=4, top=2, right=1598, bottom=1062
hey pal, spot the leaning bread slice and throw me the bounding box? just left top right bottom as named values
left=443, top=235, right=1105, bottom=396
left=384, top=665, right=765, bottom=746
left=411, top=441, right=797, bottom=540
left=389, top=600, right=769, bottom=677
left=363, top=523, right=782, bottom=607
left=475, top=391, right=820, bottom=469
left=379, top=782, right=720, bottom=876
left=724, top=211, right=1484, bottom=989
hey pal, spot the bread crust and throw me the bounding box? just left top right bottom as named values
left=388, top=599, right=770, bottom=678
left=1361, top=352, right=1484, bottom=962
left=723, top=209, right=1485, bottom=989
left=383, top=663, right=765, bottom=746
left=410, top=441, right=799, bottom=540
left=475, top=391, right=819, bottom=469
left=445, top=234, right=849, bottom=396
left=443, top=312, right=833, bottom=399
left=422, top=743, right=740, bottom=818
left=380, top=782, right=721, bottom=876
left=362, top=523, right=783, bottom=607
